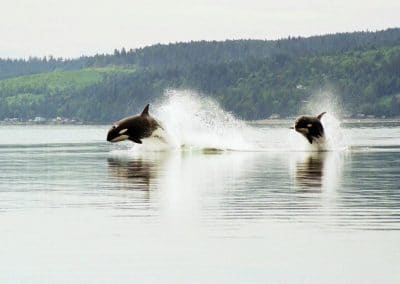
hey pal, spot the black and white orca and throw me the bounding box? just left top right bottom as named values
left=293, top=112, right=326, bottom=144
left=107, top=104, right=165, bottom=144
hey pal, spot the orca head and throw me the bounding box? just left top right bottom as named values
left=294, top=112, right=326, bottom=144
left=107, top=104, right=158, bottom=144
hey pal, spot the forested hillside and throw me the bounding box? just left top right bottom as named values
left=0, top=28, right=400, bottom=122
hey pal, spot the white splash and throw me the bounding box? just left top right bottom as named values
left=152, top=90, right=257, bottom=151
left=301, top=91, right=348, bottom=151
left=109, top=89, right=348, bottom=154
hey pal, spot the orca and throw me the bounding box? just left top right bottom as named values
left=293, top=112, right=326, bottom=144
left=107, top=104, right=164, bottom=144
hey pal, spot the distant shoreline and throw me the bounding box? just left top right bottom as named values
left=249, top=117, right=400, bottom=125
left=0, top=121, right=86, bottom=126
left=2, top=117, right=400, bottom=126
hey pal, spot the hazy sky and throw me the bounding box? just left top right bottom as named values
left=1, top=0, right=399, bottom=58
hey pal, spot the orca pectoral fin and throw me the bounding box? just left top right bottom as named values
left=130, top=137, right=142, bottom=144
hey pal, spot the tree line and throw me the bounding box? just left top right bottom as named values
left=0, top=28, right=400, bottom=122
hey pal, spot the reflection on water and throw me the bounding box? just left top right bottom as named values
left=294, top=151, right=345, bottom=194
left=101, top=146, right=399, bottom=231
left=295, top=152, right=326, bottom=188
left=107, top=157, right=156, bottom=189
left=1, top=124, right=400, bottom=283
left=0, top=138, right=398, bottom=231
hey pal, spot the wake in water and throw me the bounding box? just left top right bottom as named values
left=109, top=89, right=347, bottom=153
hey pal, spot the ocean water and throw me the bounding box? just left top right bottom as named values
left=1, top=94, right=400, bottom=283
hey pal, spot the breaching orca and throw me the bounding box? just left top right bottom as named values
left=293, top=112, right=326, bottom=144
left=107, top=104, right=164, bottom=144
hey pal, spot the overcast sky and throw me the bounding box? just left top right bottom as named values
left=0, top=0, right=399, bottom=59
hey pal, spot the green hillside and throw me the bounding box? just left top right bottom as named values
left=0, top=67, right=136, bottom=120
left=0, top=67, right=134, bottom=92
left=1, top=28, right=400, bottom=122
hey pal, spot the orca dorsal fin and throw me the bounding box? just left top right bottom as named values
left=317, top=112, right=326, bottom=120
left=141, top=104, right=150, bottom=116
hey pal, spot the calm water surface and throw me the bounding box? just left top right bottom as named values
left=1, top=121, right=400, bottom=283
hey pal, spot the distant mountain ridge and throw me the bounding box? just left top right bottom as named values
left=1, top=28, right=400, bottom=80
left=0, top=28, right=400, bottom=122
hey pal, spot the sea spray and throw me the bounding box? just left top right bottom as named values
left=109, top=89, right=348, bottom=153
left=153, top=90, right=256, bottom=151
left=301, top=91, right=348, bottom=151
